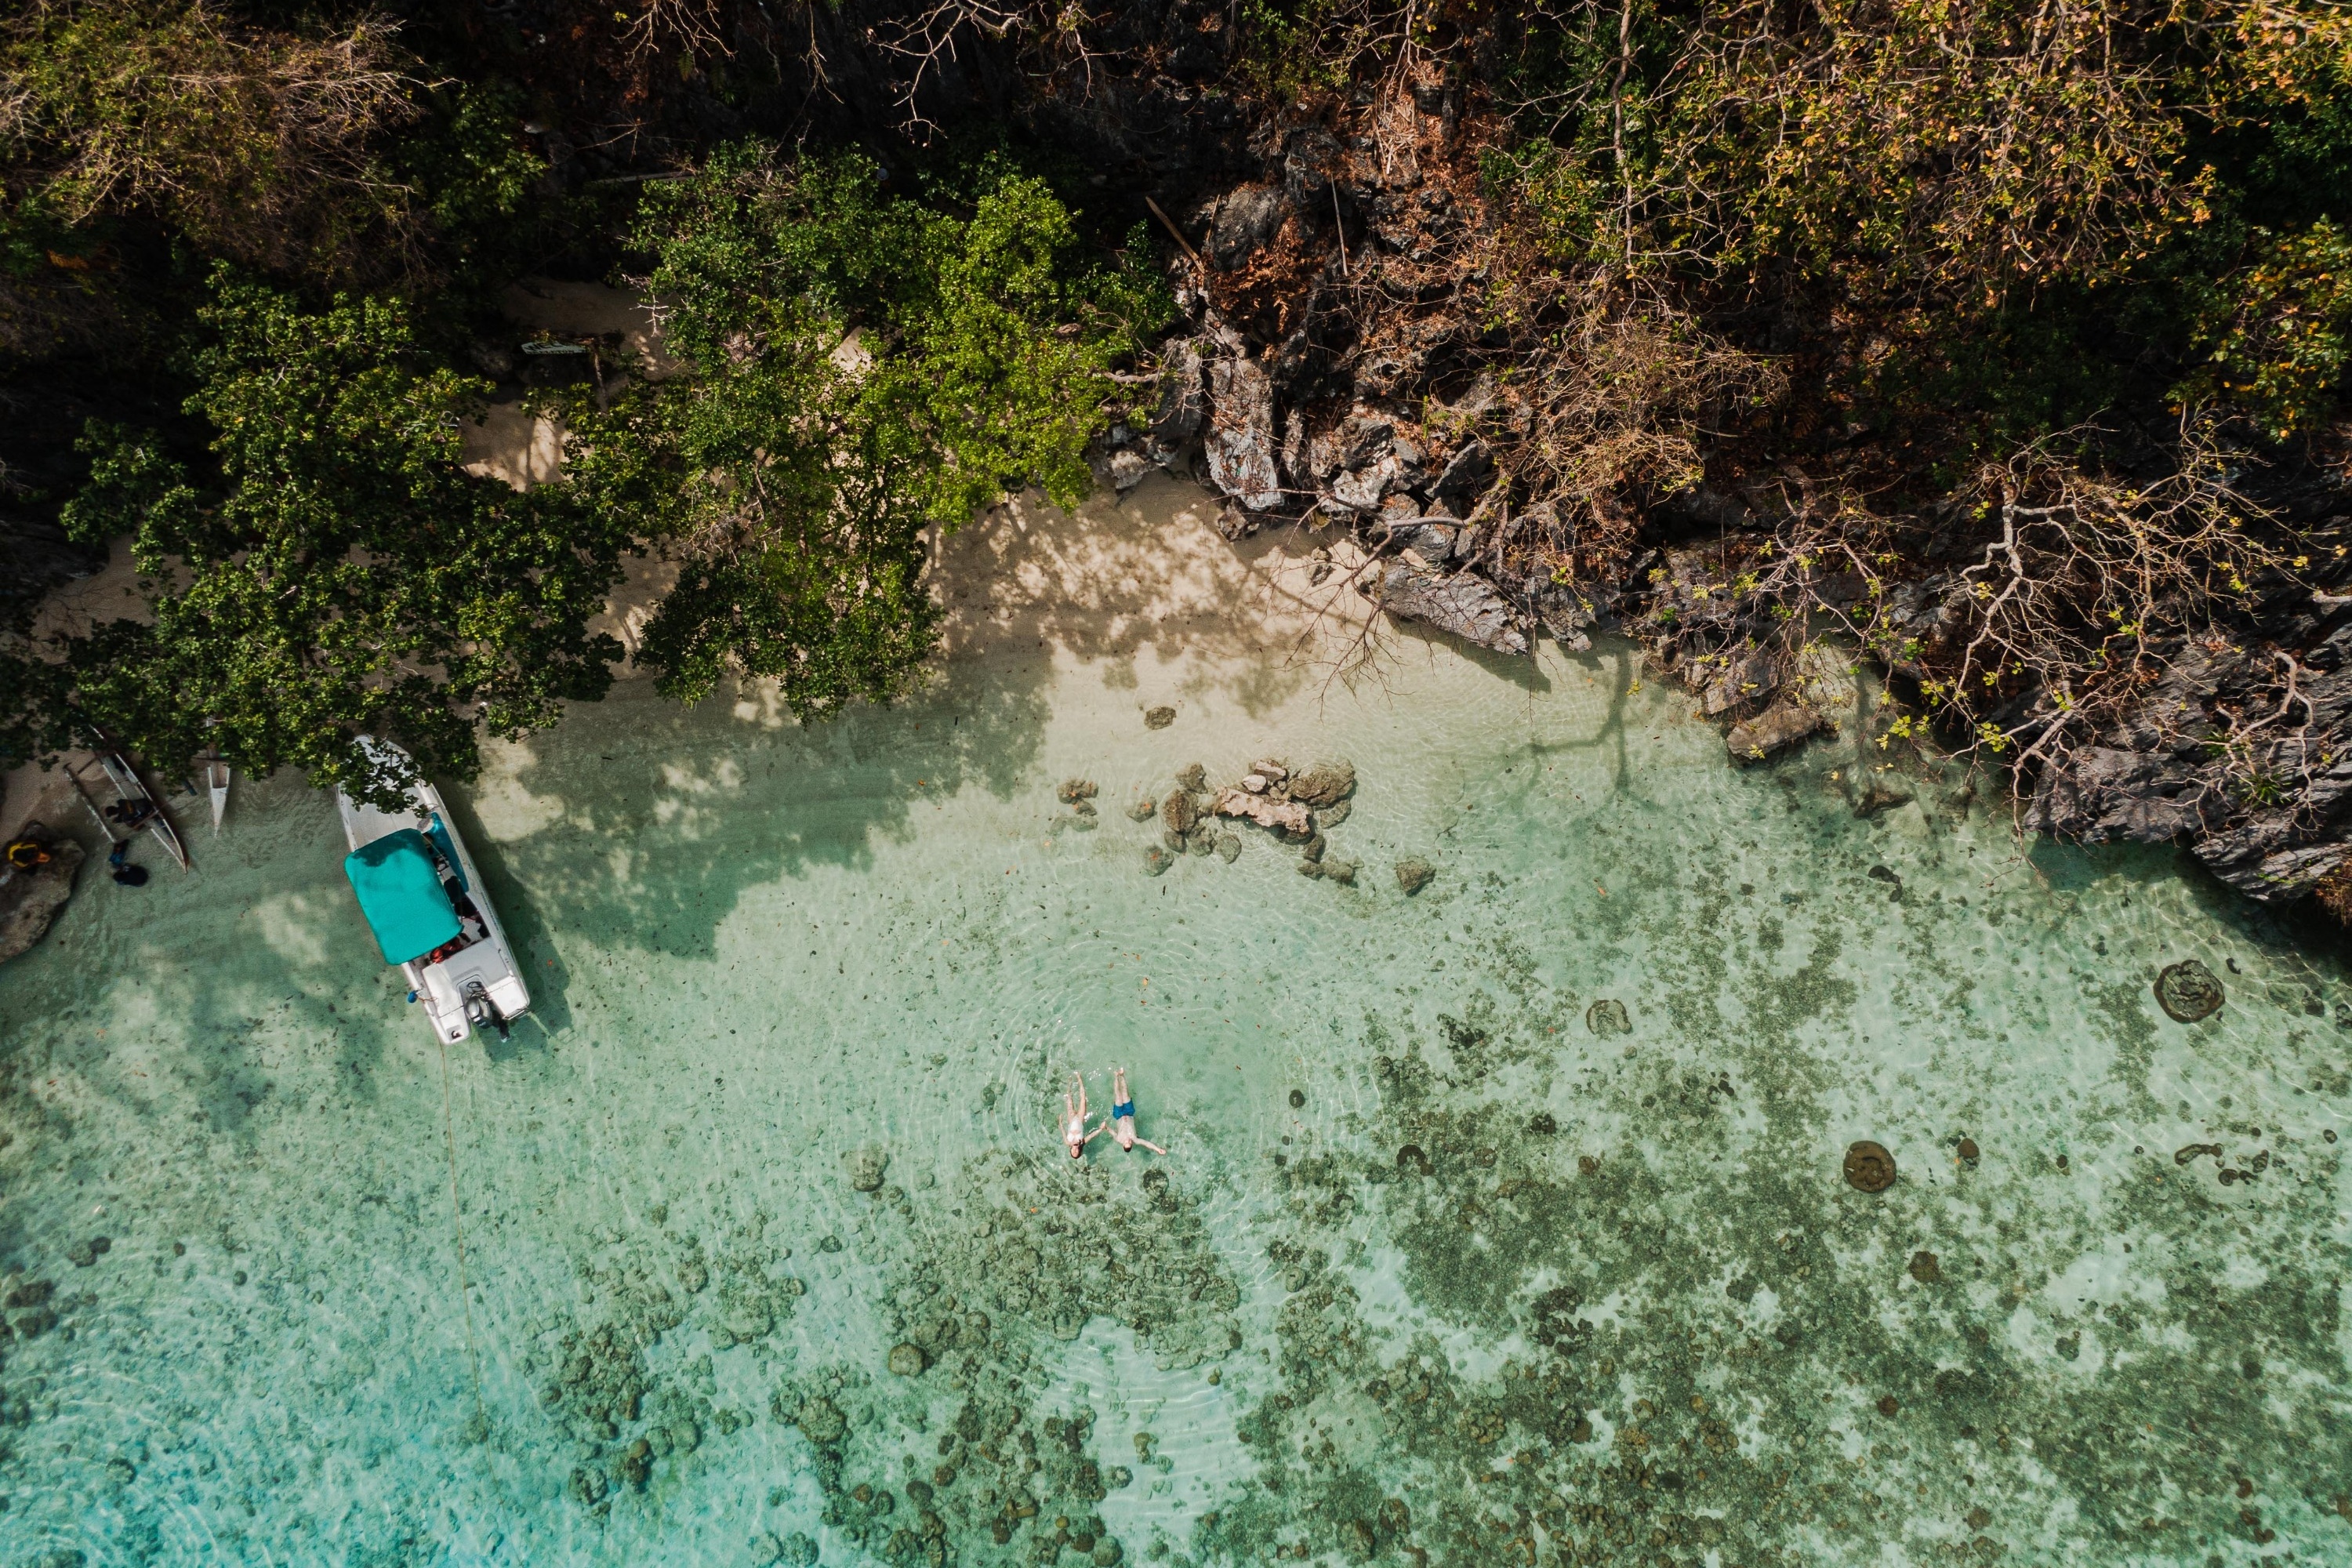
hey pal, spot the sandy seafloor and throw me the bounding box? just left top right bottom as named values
left=2, top=474, right=2350, bottom=1568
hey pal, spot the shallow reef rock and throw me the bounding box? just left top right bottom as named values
left=1394, top=857, right=1435, bottom=895
left=1843, top=1141, right=1898, bottom=1193
left=1287, top=759, right=1358, bottom=808
left=1373, top=561, right=1530, bottom=655
left=0, top=837, right=84, bottom=964
left=844, top=1149, right=889, bottom=1192
left=2154, top=959, right=2226, bottom=1023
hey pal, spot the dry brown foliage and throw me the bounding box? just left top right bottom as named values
left=1, top=0, right=426, bottom=282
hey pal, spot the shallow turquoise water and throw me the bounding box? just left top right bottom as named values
left=5, top=583, right=2351, bottom=1566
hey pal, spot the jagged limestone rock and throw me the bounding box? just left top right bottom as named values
left=1375, top=561, right=1530, bottom=655
left=1204, top=358, right=1283, bottom=511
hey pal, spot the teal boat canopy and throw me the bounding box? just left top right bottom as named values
left=344, top=829, right=460, bottom=965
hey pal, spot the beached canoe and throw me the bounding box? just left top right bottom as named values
left=66, top=749, right=190, bottom=870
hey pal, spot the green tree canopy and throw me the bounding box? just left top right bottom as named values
left=25, top=267, right=632, bottom=804
left=557, top=143, right=1170, bottom=713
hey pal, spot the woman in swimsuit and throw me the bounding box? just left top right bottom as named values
left=1064, top=1073, right=1099, bottom=1160
left=1102, top=1067, right=1167, bottom=1156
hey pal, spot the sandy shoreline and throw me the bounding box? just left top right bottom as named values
left=1, top=457, right=1393, bottom=869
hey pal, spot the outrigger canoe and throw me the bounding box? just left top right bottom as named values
left=336, top=739, right=528, bottom=1044
left=65, top=748, right=190, bottom=870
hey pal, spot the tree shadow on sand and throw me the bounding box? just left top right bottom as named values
left=474, top=477, right=1361, bottom=964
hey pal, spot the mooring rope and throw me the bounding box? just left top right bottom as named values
left=436, top=1031, right=489, bottom=1436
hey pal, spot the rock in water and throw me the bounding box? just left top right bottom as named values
left=1125, top=797, right=1159, bottom=822
left=1320, top=859, right=1359, bottom=885
left=888, top=1342, right=928, bottom=1377
left=1216, top=833, right=1241, bottom=862
left=1210, top=789, right=1314, bottom=835
left=1375, top=561, right=1530, bottom=655
left=844, top=1149, right=889, bottom=1192
left=0, top=837, right=85, bottom=964
left=1204, top=358, right=1283, bottom=511
left=1144, top=705, right=1176, bottom=730
left=1727, top=700, right=1828, bottom=762
left=1319, top=799, right=1352, bottom=827
left=1395, top=858, right=1435, bottom=895
left=1908, top=1250, right=1942, bottom=1283
left=1143, top=846, right=1175, bottom=876
left=1844, top=1141, right=1897, bottom=1193
left=1058, top=779, right=1099, bottom=804
left=1288, top=760, right=1357, bottom=807
left=1175, top=763, right=1207, bottom=793
left=1585, top=1000, right=1632, bottom=1036
left=1162, top=791, right=1200, bottom=836
left=2154, top=960, right=2224, bottom=1022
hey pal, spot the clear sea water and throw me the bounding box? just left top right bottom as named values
left=4, top=485, right=2350, bottom=1567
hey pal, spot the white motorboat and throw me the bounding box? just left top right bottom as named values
left=335, top=739, right=529, bottom=1044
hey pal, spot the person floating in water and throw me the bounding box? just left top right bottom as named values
left=1101, top=1067, right=1167, bottom=1156
left=1063, top=1072, right=1098, bottom=1160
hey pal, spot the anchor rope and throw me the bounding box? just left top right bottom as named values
left=436, top=1030, right=488, bottom=1436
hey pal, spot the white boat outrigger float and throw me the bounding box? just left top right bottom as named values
left=336, top=739, right=529, bottom=1044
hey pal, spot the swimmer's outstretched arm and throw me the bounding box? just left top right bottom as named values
left=1083, top=1118, right=1111, bottom=1144
left=1133, top=1136, right=1167, bottom=1156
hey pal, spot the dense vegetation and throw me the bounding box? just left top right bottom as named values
left=2, top=0, right=2347, bottom=807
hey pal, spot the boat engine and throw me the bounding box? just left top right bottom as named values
left=463, top=979, right=511, bottom=1040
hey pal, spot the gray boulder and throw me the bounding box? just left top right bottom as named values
left=1375, top=561, right=1530, bottom=655
left=1430, top=441, right=1494, bottom=513
left=1329, top=455, right=1396, bottom=514
left=1204, top=358, right=1283, bottom=512
left=1107, top=448, right=1152, bottom=492
left=1289, top=760, right=1357, bottom=807
left=1209, top=185, right=1290, bottom=270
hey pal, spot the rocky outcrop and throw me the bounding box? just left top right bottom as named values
left=1211, top=789, right=1314, bottom=835
left=1, top=837, right=84, bottom=964
left=1142, top=145, right=2352, bottom=916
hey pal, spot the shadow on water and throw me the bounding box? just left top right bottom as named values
left=2028, top=829, right=2352, bottom=978
left=432, top=779, right=573, bottom=1042
left=484, top=643, right=1057, bottom=963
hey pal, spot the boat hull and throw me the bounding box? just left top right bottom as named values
left=335, top=742, right=530, bottom=1044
